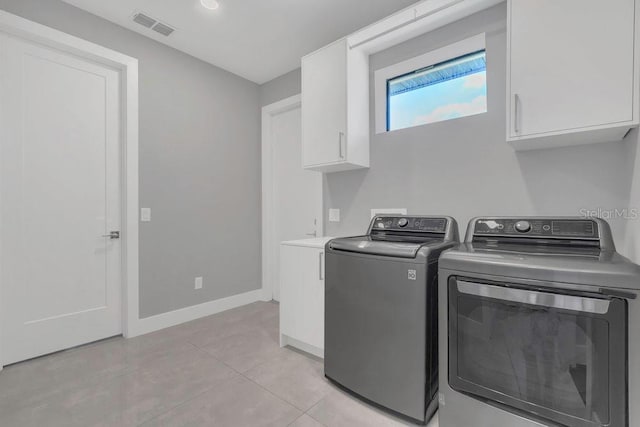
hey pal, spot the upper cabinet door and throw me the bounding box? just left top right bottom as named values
left=302, top=40, right=348, bottom=168
left=508, top=0, right=637, bottom=141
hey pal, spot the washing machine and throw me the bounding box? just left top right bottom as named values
left=325, top=215, right=459, bottom=424
left=438, top=217, right=640, bottom=427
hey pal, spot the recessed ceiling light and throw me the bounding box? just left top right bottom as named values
left=200, top=0, right=219, bottom=10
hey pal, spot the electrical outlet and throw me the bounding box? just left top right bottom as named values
left=141, top=208, right=151, bottom=222
left=195, top=277, right=203, bottom=290
left=329, top=209, right=340, bottom=222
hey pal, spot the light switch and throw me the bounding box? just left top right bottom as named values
left=195, top=277, right=203, bottom=290
left=141, top=208, right=151, bottom=222
left=329, top=209, right=340, bottom=222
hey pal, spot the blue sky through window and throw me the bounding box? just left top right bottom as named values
left=387, top=53, right=487, bottom=131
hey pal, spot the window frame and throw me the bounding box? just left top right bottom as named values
left=374, top=33, right=487, bottom=134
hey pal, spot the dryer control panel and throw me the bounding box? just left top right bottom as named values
left=473, top=218, right=600, bottom=239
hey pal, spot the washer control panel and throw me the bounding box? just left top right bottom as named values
left=372, top=217, right=447, bottom=233
left=473, top=218, right=599, bottom=239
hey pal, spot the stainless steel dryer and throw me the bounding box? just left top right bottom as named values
left=325, top=215, right=459, bottom=424
left=438, top=217, right=640, bottom=427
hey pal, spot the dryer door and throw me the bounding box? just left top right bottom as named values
left=447, top=277, right=627, bottom=427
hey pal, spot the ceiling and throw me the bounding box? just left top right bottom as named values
left=61, top=0, right=419, bottom=84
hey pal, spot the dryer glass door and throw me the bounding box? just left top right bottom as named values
left=448, top=278, right=627, bottom=427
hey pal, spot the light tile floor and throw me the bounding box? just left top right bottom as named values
left=0, top=301, right=438, bottom=427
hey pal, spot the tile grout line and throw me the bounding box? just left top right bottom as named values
left=235, top=351, right=331, bottom=423
left=129, top=340, right=248, bottom=426
left=182, top=315, right=278, bottom=351
left=135, top=372, right=243, bottom=427
left=295, top=411, right=329, bottom=427
left=139, top=353, right=302, bottom=427
left=120, top=341, right=241, bottom=426
left=198, top=322, right=320, bottom=418
left=197, top=312, right=330, bottom=424
left=163, top=334, right=303, bottom=423
left=4, top=341, right=237, bottom=427
left=286, top=412, right=327, bottom=427
left=137, top=341, right=251, bottom=427
left=1, top=340, right=204, bottom=408
left=106, top=341, right=204, bottom=383
left=134, top=333, right=259, bottom=426
left=2, top=304, right=279, bottom=427
left=239, top=369, right=308, bottom=414
left=303, top=400, right=328, bottom=426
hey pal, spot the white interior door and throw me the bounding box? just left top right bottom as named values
left=0, top=34, right=122, bottom=365
left=270, top=104, right=322, bottom=301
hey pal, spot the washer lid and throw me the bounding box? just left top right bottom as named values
left=328, top=215, right=459, bottom=258
left=328, top=235, right=443, bottom=258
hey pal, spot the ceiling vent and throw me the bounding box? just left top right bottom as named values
left=132, top=12, right=176, bottom=37
left=132, top=12, right=156, bottom=28
left=151, top=22, right=175, bottom=37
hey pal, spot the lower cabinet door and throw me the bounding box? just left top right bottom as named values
left=302, top=248, right=324, bottom=350
left=279, top=244, right=325, bottom=351
left=279, top=244, right=302, bottom=341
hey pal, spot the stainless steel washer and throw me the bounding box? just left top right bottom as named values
left=438, top=217, right=640, bottom=427
left=324, top=215, right=459, bottom=424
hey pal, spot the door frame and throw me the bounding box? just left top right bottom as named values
left=0, top=10, right=140, bottom=369
left=261, top=94, right=324, bottom=301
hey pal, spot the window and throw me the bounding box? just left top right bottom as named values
left=375, top=34, right=487, bottom=133
left=387, top=51, right=486, bottom=131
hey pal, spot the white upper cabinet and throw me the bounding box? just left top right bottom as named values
left=507, top=0, right=639, bottom=149
left=302, top=39, right=369, bottom=172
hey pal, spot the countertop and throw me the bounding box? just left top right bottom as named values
left=280, top=237, right=334, bottom=249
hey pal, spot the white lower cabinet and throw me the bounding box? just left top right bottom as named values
left=279, top=238, right=330, bottom=358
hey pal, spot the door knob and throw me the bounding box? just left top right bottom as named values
left=102, top=231, right=120, bottom=239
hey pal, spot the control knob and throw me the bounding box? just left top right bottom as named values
left=515, top=220, right=531, bottom=233
left=397, top=218, right=409, bottom=228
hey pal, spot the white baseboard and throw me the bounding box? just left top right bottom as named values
left=280, top=334, right=324, bottom=359
left=127, top=289, right=264, bottom=338
left=261, top=288, right=274, bottom=302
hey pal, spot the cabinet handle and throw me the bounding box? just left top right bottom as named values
left=338, top=132, right=345, bottom=159
left=318, top=252, right=324, bottom=280
left=513, top=93, right=520, bottom=134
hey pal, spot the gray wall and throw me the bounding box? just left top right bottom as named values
left=320, top=4, right=639, bottom=255
left=0, top=0, right=262, bottom=318
left=260, top=68, right=302, bottom=107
